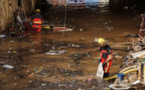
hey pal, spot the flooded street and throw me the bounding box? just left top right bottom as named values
left=0, top=2, right=141, bottom=90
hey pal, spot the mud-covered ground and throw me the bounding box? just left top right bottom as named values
left=0, top=3, right=142, bottom=90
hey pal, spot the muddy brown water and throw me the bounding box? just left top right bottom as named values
left=0, top=3, right=141, bottom=90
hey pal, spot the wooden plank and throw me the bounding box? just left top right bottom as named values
left=138, top=62, right=141, bottom=81
left=28, top=66, right=43, bottom=77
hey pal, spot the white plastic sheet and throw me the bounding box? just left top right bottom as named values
left=96, top=63, right=104, bottom=78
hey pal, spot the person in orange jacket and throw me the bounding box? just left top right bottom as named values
left=31, top=9, right=43, bottom=33
left=98, top=38, right=113, bottom=78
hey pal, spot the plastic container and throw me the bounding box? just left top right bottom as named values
left=117, top=73, right=124, bottom=81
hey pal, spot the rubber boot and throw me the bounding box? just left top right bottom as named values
left=103, top=73, right=109, bottom=78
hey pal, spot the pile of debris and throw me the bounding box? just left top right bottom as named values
left=104, top=37, right=145, bottom=89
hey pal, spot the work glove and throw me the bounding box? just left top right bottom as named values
left=98, top=59, right=101, bottom=64
left=102, top=62, right=106, bottom=67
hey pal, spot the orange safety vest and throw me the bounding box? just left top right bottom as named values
left=33, top=18, right=42, bottom=24
left=101, top=50, right=112, bottom=63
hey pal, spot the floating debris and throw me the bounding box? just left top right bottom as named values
left=71, top=53, right=90, bottom=60
left=54, top=27, right=73, bottom=32
left=80, top=28, right=83, bottom=31
left=45, top=50, right=66, bottom=55
left=126, top=34, right=139, bottom=37
left=106, top=26, right=114, bottom=32
left=3, top=65, right=14, bottom=69
left=0, top=34, right=6, bottom=38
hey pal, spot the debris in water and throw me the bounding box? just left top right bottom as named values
left=93, top=38, right=99, bottom=43
left=80, top=28, right=83, bottom=31
left=29, top=49, right=35, bottom=52
left=8, top=51, right=11, bottom=53
left=3, top=65, right=14, bottom=69
left=0, top=62, right=4, bottom=65
left=80, top=37, right=84, bottom=41
left=71, top=53, right=90, bottom=60
left=42, top=83, right=47, bottom=86
left=54, top=27, right=73, bottom=32
left=45, top=50, right=66, bottom=55
left=106, top=26, right=114, bottom=32
left=0, top=34, right=6, bottom=38
left=126, top=34, right=139, bottom=37
left=10, top=40, right=15, bottom=42
left=20, top=65, right=27, bottom=68
left=14, top=83, right=17, bottom=85
left=104, top=23, right=108, bottom=25
left=59, top=28, right=73, bottom=32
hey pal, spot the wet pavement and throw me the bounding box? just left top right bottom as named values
left=0, top=2, right=142, bottom=90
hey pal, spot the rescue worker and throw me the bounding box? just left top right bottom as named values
left=98, top=38, right=113, bottom=78
left=31, top=9, right=43, bottom=33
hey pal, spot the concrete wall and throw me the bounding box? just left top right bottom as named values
left=0, top=0, right=39, bottom=32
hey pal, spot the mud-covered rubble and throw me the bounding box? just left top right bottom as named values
left=107, top=43, right=145, bottom=89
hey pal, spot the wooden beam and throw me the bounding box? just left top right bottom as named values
left=28, top=67, right=43, bottom=77
left=138, top=62, right=141, bottom=81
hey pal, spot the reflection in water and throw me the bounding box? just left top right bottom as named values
left=85, top=0, right=109, bottom=7
left=66, top=0, right=110, bottom=13
left=32, top=33, right=42, bottom=47
left=86, top=2, right=109, bottom=7
left=85, top=1, right=110, bottom=14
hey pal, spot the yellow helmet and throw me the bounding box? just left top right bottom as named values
left=98, top=38, right=105, bottom=44
left=35, top=9, right=40, bottom=13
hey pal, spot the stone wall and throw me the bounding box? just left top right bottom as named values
left=0, top=0, right=39, bottom=32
